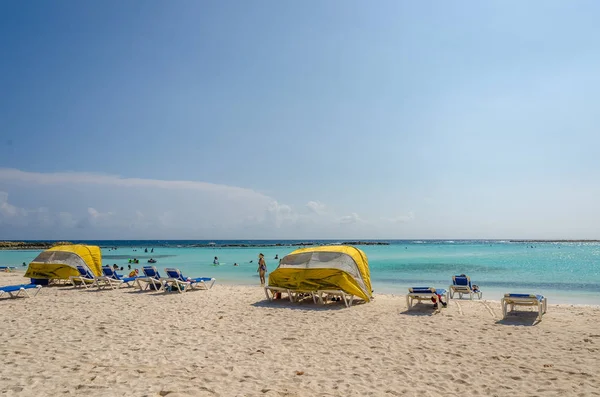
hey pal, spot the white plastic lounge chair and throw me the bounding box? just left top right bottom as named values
left=315, top=290, right=354, bottom=307
left=501, top=293, right=547, bottom=321
left=288, top=290, right=318, bottom=303
left=135, top=266, right=165, bottom=291
left=69, top=266, right=98, bottom=289
left=264, top=286, right=321, bottom=304
left=448, top=275, right=482, bottom=300
left=98, top=266, right=140, bottom=288
left=0, top=284, right=42, bottom=299
left=163, top=268, right=216, bottom=293
left=264, top=286, right=293, bottom=302
left=406, top=287, right=447, bottom=310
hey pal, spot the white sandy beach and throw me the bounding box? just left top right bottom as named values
left=1, top=272, right=599, bottom=397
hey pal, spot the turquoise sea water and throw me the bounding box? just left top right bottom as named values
left=1, top=241, right=599, bottom=305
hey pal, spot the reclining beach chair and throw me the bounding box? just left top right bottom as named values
left=98, top=266, right=140, bottom=288
left=264, top=286, right=294, bottom=302
left=448, top=275, right=482, bottom=300
left=0, top=266, right=17, bottom=272
left=163, top=268, right=216, bottom=293
left=501, top=293, right=547, bottom=321
left=135, top=266, right=165, bottom=291
left=264, top=286, right=318, bottom=304
left=69, top=266, right=98, bottom=289
left=315, top=290, right=354, bottom=307
left=0, top=284, right=42, bottom=299
left=406, top=287, right=447, bottom=310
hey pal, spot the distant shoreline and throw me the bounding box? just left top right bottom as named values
left=508, top=240, right=600, bottom=243
left=2, top=239, right=600, bottom=250
left=0, top=240, right=390, bottom=250
left=0, top=241, right=73, bottom=250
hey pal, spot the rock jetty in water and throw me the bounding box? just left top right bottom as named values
left=0, top=241, right=72, bottom=250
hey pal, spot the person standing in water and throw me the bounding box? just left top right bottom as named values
left=213, top=256, right=219, bottom=265
left=257, top=253, right=267, bottom=285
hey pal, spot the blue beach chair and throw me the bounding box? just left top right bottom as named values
left=135, top=266, right=164, bottom=291
left=69, top=266, right=97, bottom=289
left=501, top=293, right=547, bottom=321
left=406, top=287, right=447, bottom=310
left=99, top=266, right=140, bottom=288
left=448, top=275, right=482, bottom=300
left=163, top=268, right=215, bottom=293
left=0, top=284, right=42, bottom=299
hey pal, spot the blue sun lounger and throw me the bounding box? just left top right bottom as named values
left=406, top=287, right=447, bottom=310
left=99, top=266, right=140, bottom=289
left=135, top=266, right=164, bottom=291
left=0, top=284, right=42, bottom=299
left=69, top=266, right=98, bottom=289
left=448, top=275, right=482, bottom=300
left=164, top=268, right=215, bottom=293
left=501, top=293, right=547, bottom=321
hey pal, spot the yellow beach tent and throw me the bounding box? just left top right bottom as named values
left=268, top=245, right=373, bottom=302
left=25, top=244, right=102, bottom=281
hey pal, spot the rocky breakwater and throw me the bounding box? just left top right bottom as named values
left=341, top=241, right=390, bottom=246
left=187, top=241, right=390, bottom=248
left=0, top=241, right=73, bottom=250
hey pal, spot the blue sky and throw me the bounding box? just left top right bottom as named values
left=1, top=1, right=600, bottom=239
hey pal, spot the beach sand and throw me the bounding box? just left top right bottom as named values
left=1, top=272, right=599, bottom=397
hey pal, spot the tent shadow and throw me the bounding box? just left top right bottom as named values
left=496, top=311, right=541, bottom=326
left=251, top=299, right=362, bottom=311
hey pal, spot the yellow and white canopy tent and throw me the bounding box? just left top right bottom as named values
left=25, top=244, right=102, bottom=284
left=268, top=245, right=373, bottom=303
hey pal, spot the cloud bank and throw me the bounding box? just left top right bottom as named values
left=0, top=168, right=411, bottom=239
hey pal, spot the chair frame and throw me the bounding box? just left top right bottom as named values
left=69, top=266, right=98, bottom=289
left=0, top=284, right=42, bottom=298
left=264, top=286, right=293, bottom=302
left=448, top=275, right=482, bottom=300
left=99, top=266, right=140, bottom=288
left=163, top=268, right=215, bottom=293
left=406, top=287, right=446, bottom=310
left=315, top=289, right=354, bottom=307
left=134, top=266, right=165, bottom=291
left=501, top=294, right=547, bottom=321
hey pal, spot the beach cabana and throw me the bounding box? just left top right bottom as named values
left=266, top=245, right=372, bottom=306
left=24, top=244, right=102, bottom=283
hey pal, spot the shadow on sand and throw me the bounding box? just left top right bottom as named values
left=496, top=311, right=541, bottom=326
left=400, top=304, right=442, bottom=316
left=251, top=298, right=364, bottom=312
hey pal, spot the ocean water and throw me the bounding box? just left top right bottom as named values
left=1, top=240, right=599, bottom=305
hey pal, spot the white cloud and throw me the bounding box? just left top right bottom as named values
left=306, top=200, right=326, bottom=215
left=0, top=169, right=380, bottom=239
left=383, top=212, right=415, bottom=223
left=0, top=168, right=267, bottom=201
left=0, top=191, right=26, bottom=217
left=339, top=212, right=361, bottom=224
left=264, top=201, right=298, bottom=228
